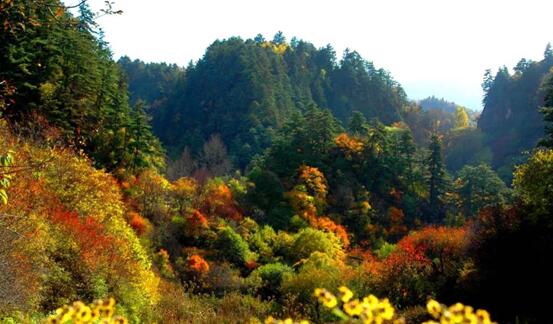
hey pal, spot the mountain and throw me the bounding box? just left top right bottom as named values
left=119, top=34, right=408, bottom=168
left=418, top=96, right=458, bottom=113
left=478, top=45, right=553, bottom=179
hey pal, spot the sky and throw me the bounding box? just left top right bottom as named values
left=84, top=0, right=553, bottom=111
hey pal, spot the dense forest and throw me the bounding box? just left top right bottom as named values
left=478, top=47, right=553, bottom=180
left=1, top=1, right=553, bottom=323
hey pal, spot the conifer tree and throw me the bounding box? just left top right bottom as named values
left=426, top=134, right=448, bottom=221
left=128, top=101, right=165, bottom=171
left=540, top=70, right=553, bottom=148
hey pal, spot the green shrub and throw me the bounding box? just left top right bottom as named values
left=214, top=226, right=257, bottom=266
left=247, top=263, right=294, bottom=298
left=287, top=228, right=343, bottom=262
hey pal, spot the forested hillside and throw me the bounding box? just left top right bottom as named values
left=119, top=34, right=408, bottom=168
left=418, top=96, right=458, bottom=113
left=478, top=46, right=553, bottom=180
left=0, top=0, right=165, bottom=173
left=2, top=1, right=553, bottom=323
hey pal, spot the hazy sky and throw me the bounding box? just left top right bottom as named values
left=85, top=0, right=553, bottom=110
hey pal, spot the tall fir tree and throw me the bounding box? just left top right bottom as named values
left=540, top=70, right=553, bottom=148
left=426, top=134, right=448, bottom=221
left=128, top=100, right=165, bottom=171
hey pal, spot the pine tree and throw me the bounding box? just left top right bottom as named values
left=426, top=134, right=448, bottom=221
left=540, top=71, right=553, bottom=148
left=398, top=130, right=417, bottom=184
left=544, top=43, right=553, bottom=62
left=348, top=111, right=368, bottom=135
left=128, top=100, right=165, bottom=171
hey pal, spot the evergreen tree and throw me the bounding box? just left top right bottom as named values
left=539, top=70, right=553, bottom=148
left=0, top=0, right=164, bottom=173
left=426, top=134, right=448, bottom=221
left=544, top=43, right=553, bottom=62
left=398, top=130, right=417, bottom=184
left=128, top=101, right=165, bottom=171
left=272, top=31, right=286, bottom=45
left=456, top=164, right=509, bottom=217
left=348, top=111, right=368, bottom=135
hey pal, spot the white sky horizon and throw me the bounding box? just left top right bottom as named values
left=82, top=0, right=553, bottom=111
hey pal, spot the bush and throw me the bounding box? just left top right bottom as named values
left=286, top=228, right=343, bottom=263
left=282, top=252, right=343, bottom=307
left=213, top=226, right=257, bottom=267
left=247, top=263, right=294, bottom=298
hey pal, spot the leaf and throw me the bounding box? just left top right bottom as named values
left=55, top=7, right=64, bottom=18
left=0, top=189, right=8, bottom=205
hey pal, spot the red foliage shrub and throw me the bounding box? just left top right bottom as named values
left=188, top=254, right=210, bottom=274
left=245, top=260, right=258, bottom=271
left=128, top=211, right=149, bottom=236
left=187, top=210, right=209, bottom=228
left=201, top=183, right=242, bottom=221
left=386, top=207, right=408, bottom=240
left=50, top=208, right=116, bottom=269
left=310, top=216, right=350, bottom=248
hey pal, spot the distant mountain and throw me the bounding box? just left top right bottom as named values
left=418, top=96, right=458, bottom=113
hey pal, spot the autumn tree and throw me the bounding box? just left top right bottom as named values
left=454, top=106, right=469, bottom=129
left=198, top=134, right=232, bottom=178
left=167, top=147, right=197, bottom=181
left=513, top=149, right=553, bottom=220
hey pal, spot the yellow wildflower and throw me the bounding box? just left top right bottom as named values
left=112, top=316, right=129, bottom=324
left=314, top=288, right=338, bottom=308
left=338, top=286, right=354, bottom=303
left=363, top=295, right=379, bottom=307
left=476, top=309, right=492, bottom=324
left=344, top=299, right=363, bottom=316
left=426, top=299, right=442, bottom=319
left=379, top=299, right=394, bottom=320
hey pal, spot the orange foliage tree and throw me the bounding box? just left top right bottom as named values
left=199, top=179, right=242, bottom=221
left=171, top=177, right=198, bottom=215
left=286, top=165, right=350, bottom=247
left=187, top=254, right=210, bottom=275
left=386, top=207, right=408, bottom=240
left=185, top=209, right=209, bottom=238
left=372, top=226, right=468, bottom=306
left=335, top=133, right=364, bottom=160
left=128, top=211, right=150, bottom=236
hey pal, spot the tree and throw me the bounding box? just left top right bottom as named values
left=348, top=111, right=368, bottom=135
left=272, top=31, right=286, bottom=45
left=397, top=130, right=416, bottom=183
left=454, top=106, right=469, bottom=129
left=0, top=0, right=160, bottom=173
left=545, top=43, right=553, bottom=62
left=199, top=134, right=232, bottom=177
left=167, top=147, right=197, bottom=181
left=214, top=226, right=257, bottom=267
left=513, top=149, right=553, bottom=220
left=455, top=164, right=510, bottom=217
left=128, top=101, right=165, bottom=171
left=426, top=134, right=448, bottom=221
left=539, top=70, right=553, bottom=148
left=444, top=128, right=492, bottom=172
